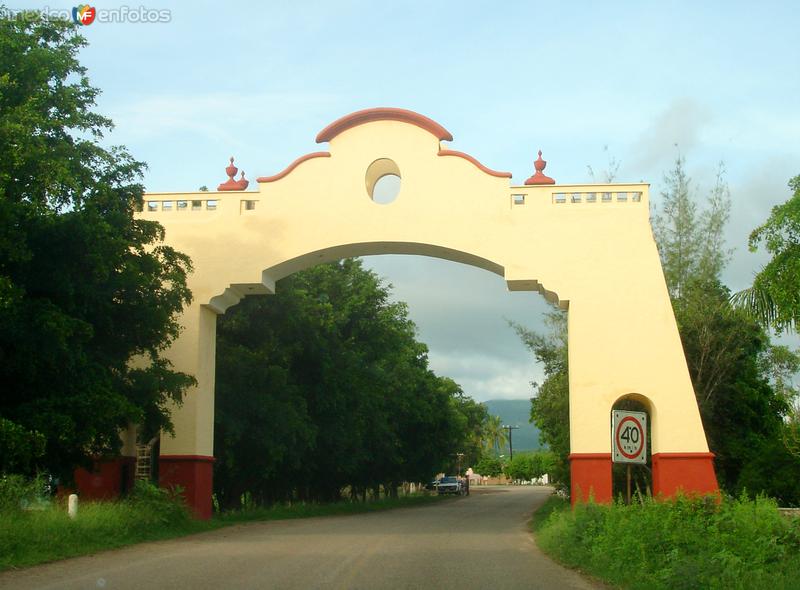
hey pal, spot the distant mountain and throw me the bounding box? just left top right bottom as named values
left=484, top=399, right=542, bottom=452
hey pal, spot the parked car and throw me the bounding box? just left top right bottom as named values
left=436, top=476, right=463, bottom=495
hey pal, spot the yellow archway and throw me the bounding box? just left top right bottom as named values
left=124, top=108, right=717, bottom=517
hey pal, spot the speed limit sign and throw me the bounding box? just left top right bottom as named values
left=612, top=410, right=647, bottom=464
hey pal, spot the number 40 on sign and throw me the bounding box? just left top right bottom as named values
left=612, top=410, right=647, bottom=464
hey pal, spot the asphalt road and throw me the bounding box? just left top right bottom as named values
left=0, top=486, right=600, bottom=590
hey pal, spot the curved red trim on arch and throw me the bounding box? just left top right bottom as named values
left=316, top=108, right=454, bottom=143
left=437, top=149, right=512, bottom=178
left=256, top=152, right=331, bottom=183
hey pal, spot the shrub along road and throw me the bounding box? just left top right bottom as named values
left=0, top=486, right=598, bottom=589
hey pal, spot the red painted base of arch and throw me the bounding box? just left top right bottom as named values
left=651, top=452, right=719, bottom=498
left=569, top=453, right=613, bottom=505
left=73, top=456, right=135, bottom=500
left=159, top=455, right=214, bottom=519
left=569, top=451, right=719, bottom=506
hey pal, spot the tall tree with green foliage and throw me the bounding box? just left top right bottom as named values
left=731, top=174, right=800, bottom=465
left=214, top=260, right=480, bottom=508
left=673, top=280, right=790, bottom=493
left=0, top=14, right=194, bottom=480
left=762, top=345, right=800, bottom=459
left=653, top=158, right=799, bottom=502
left=443, top=379, right=489, bottom=475
left=512, top=312, right=570, bottom=490
left=504, top=450, right=555, bottom=481
left=653, top=157, right=731, bottom=301
left=474, top=454, right=504, bottom=477
left=732, top=174, right=800, bottom=333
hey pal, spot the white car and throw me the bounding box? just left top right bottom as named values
left=436, top=476, right=464, bottom=495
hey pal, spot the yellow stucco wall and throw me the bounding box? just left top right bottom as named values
left=137, top=112, right=710, bottom=460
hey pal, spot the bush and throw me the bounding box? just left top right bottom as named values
left=0, top=474, right=49, bottom=513
left=535, top=493, right=800, bottom=590
left=127, top=481, right=191, bottom=527
left=0, top=418, right=45, bottom=473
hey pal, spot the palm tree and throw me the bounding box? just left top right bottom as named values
left=482, top=415, right=509, bottom=455
left=730, top=284, right=796, bottom=333
left=730, top=174, right=799, bottom=334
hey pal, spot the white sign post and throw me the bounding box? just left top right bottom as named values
left=612, top=410, right=647, bottom=504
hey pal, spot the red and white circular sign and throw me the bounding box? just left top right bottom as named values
left=612, top=410, right=647, bottom=464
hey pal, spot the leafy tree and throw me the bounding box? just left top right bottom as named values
left=214, top=260, right=476, bottom=507
left=764, top=346, right=800, bottom=458
left=448, top=387, right=489, bottom=472
left=512, top=312, right=570, bottom=490
left=504, top=451, right=554, bottom=481
left=0, top=418, right=45, bottom=474
left=760, top=345, right=800, bottom=402
left=0, top=14, right=194, bottom=480
left=732, top=174, right=800, bottom=333
left=533, top=450, right=557, bottom=479
left=653, top=158, right=800, bottom=501
left=674, top=280, right=792, bottom=494
left=505, top=453, right=535, bottom=481
left=653, top=157, right=730, bottom=301
left=474, top=455, right=504, bottom=477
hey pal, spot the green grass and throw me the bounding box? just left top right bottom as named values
left=0, top=487, right=445, bottom=572
left=0, top=500, right=211, bottom=570
left=532, top=492, right=800, bottom=590
left=530, top=493, right=568, bottom=532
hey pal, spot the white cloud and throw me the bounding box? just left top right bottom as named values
left=630, top=98, right=713, bottom=173
left=427, top=350, right=543, bottom=402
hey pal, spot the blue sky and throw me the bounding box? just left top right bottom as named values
left=14, top=0, right=799, bottom=401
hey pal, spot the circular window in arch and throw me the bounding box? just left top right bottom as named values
left=365, top=158, right=401, bottom=204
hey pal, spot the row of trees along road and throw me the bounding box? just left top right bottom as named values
left=519, top=158, right=800, bottom=505
left=474, top=451, right=556, bottom=481
left=214, top=259, right=489, bottom=508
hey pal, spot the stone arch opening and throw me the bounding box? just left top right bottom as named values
left=210, top=249, right=560, bottom=509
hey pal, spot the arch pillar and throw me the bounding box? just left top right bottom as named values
left=565, top=271, right=718, bottom=504
left=157, top=302, right=218, bottom=518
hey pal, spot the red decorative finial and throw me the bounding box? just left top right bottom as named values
left=236, top=171, right=249, bottom=190
left=218, top=156, right=249, bottom=191
left=525, top=149, right=555, bottom=185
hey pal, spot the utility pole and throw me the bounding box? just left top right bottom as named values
left=502, top=425, right=519, bottom=462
